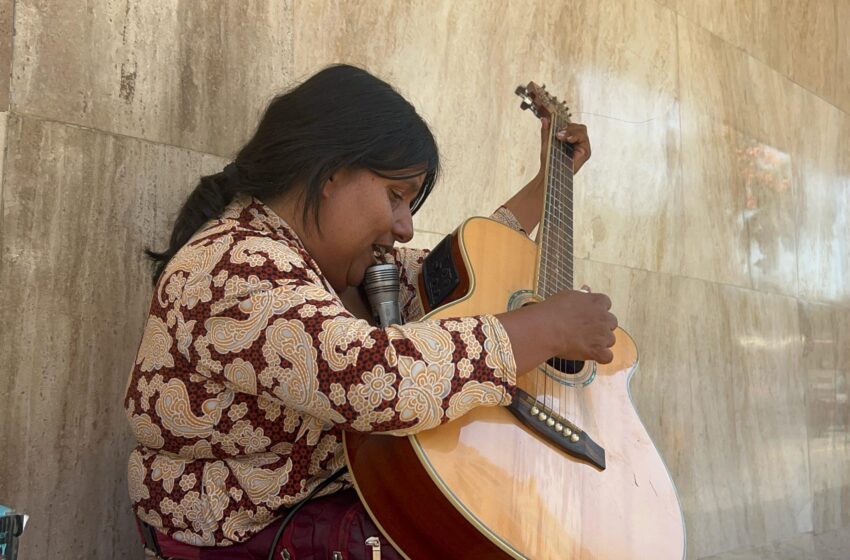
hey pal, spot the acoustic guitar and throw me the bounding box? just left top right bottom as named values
left=344, top=83, right=686, bottom=559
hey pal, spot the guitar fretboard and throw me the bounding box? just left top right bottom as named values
left=537, top=112, right=575, bottom=298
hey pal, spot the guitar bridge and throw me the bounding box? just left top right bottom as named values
left=507, top=388, right=606, bottom=470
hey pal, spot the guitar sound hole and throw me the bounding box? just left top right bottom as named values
left=547, top=357, right=585, bottom=375
left=517, top=302, right=586, bottom=375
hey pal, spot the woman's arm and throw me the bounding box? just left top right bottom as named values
left=501, top=119, right=592, bottom=233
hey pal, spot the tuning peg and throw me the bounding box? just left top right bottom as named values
left=515, top=85, right=527, bottom=96
left=520, top=101, right=532, bottom=111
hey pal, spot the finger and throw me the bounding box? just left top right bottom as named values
left=576, top=138, right=591, bottom=159
left=574, top=146, right=588, bottom=162
left=596, top=293, right=612, bottom=310
left=561, top=123, right=588, bottom=142
left=557, top=130, right=586, bottom=144
left=607, top=312, right=619, bottom=331
left=560, top=125, right=591, bottom=166
left=597, top=348, right=614, bottom=364
left=572, top=136, right=591, bottom=155
left=564, top=132, right=589, bottom=145
left=605, top=330, right=616, bottom=347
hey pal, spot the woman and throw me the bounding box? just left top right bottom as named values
left=125, top=64, right=616, bottom=559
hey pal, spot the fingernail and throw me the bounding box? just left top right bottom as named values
left=557, top=131, right=567, bottom=138
left=566, top=135, right=576, bottom=142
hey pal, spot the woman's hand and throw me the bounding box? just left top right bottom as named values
left=539, top=118, right=591, bottom=175
left=499, top=114, right=591, bottom=233
left=497, top=287, right=618, bottom=375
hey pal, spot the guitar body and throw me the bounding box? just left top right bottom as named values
left=344, top=218, right=686, bottom=559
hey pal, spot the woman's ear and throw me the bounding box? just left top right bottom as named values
left=321, top=174, right=335, bottom=199
left=322, top=170, right=345, bottom=199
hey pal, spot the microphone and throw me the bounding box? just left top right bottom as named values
left=362, top=263, right=403, bottom=327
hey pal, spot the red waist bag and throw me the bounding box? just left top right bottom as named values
left=274, top=489, right=403, bottom=560
left=140, top=489, right=404, bottom=560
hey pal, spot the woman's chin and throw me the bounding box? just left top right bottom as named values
left=346, top=268, right=367, bottom=291
left=350, top=256, right=374, bottom=287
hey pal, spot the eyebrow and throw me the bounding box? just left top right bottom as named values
left=395, top=177, right=423, bottom=196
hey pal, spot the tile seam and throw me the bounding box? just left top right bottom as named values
left=577, top=256, right=850, bottom=310
left=6, top=111, right=845, bottom=310
left=6, top=109, right=230, bottom=159
left=672, top=5, right=849, bottom=116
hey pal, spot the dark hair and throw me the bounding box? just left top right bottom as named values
left=146, top=64, right=440, bottom=284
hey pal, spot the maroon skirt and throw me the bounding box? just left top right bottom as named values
left=137, top=489, right=404, bottom=560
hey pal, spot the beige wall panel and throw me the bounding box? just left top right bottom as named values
left=794, top=104, right=849, bottom=306
left=668, top=107, right=798, bottom=294
left=11, top=0, right=293, bottom=156
left=677, top=16, right=803, bottom=159
left=675, top=16, right=850, bottom=304
left=799, top=301, right=850, bottom=535
left=0, top=111, right=7, bottom=201
left=0, top=0, right=12, bottom=110
left=700, top=526, right=850, bottom=560
left=672, top=0, right=846, bottom=113
left=293, top=0, right=679, bottom=274
left=573, top=103, right=681, bottom=272
left=0, top=115, right=224, bottom=558
left=836, top=1, right=850, bottom=114
left=574, top=259, right=810, bottom=558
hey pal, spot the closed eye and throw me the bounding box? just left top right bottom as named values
left=389, top=189, right=405, bottom=206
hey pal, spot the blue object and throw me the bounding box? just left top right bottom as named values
left=0, top=505, right=8, bottom=558
left=0, top=504, right=26, bottom=560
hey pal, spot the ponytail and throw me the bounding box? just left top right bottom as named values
left=146, top=169, right=236, bottom=284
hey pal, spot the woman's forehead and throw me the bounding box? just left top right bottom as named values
left=368, top=167, right=427, bottom=188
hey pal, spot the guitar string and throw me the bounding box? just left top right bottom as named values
left=553, top=113, right=567, bottom=418
left=540, top=114, right=554, bottom=412
left=539, top=111, right=575, bottom=417
left=557, top=122, right=574, bottom=419
left=538, top=111, right=574, bottom=414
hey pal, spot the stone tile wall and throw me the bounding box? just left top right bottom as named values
left=0, top=1, right=847, bottom=558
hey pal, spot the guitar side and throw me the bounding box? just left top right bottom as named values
left=345, top=217, right=686, bottom=559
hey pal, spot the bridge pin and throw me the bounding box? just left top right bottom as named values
left=538, top=412, right=548, bottom=421
left=570, top=433, right=580, bottom=443
left=546, top=418, right=555, bottom=427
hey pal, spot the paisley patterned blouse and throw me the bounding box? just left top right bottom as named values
left=124, top=195, right=522, bottom=546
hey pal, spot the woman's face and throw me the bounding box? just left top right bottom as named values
left=306, top=167, right=425, bottom=292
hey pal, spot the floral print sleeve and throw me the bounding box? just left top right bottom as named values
left=123, top=196, right=518, bottom=546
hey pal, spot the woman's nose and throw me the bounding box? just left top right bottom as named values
left=393, top=207, right=414, bottom=244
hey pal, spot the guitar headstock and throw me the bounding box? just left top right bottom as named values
left=515, top=82, right=572, bottom=124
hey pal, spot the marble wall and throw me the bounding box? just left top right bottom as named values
left=0, top=1, right=846, bottom=558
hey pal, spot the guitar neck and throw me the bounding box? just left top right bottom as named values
left=536, top=111, right=576, bottom=298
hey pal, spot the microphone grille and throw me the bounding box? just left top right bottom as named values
left=363, top=264, right=400, bottom=296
